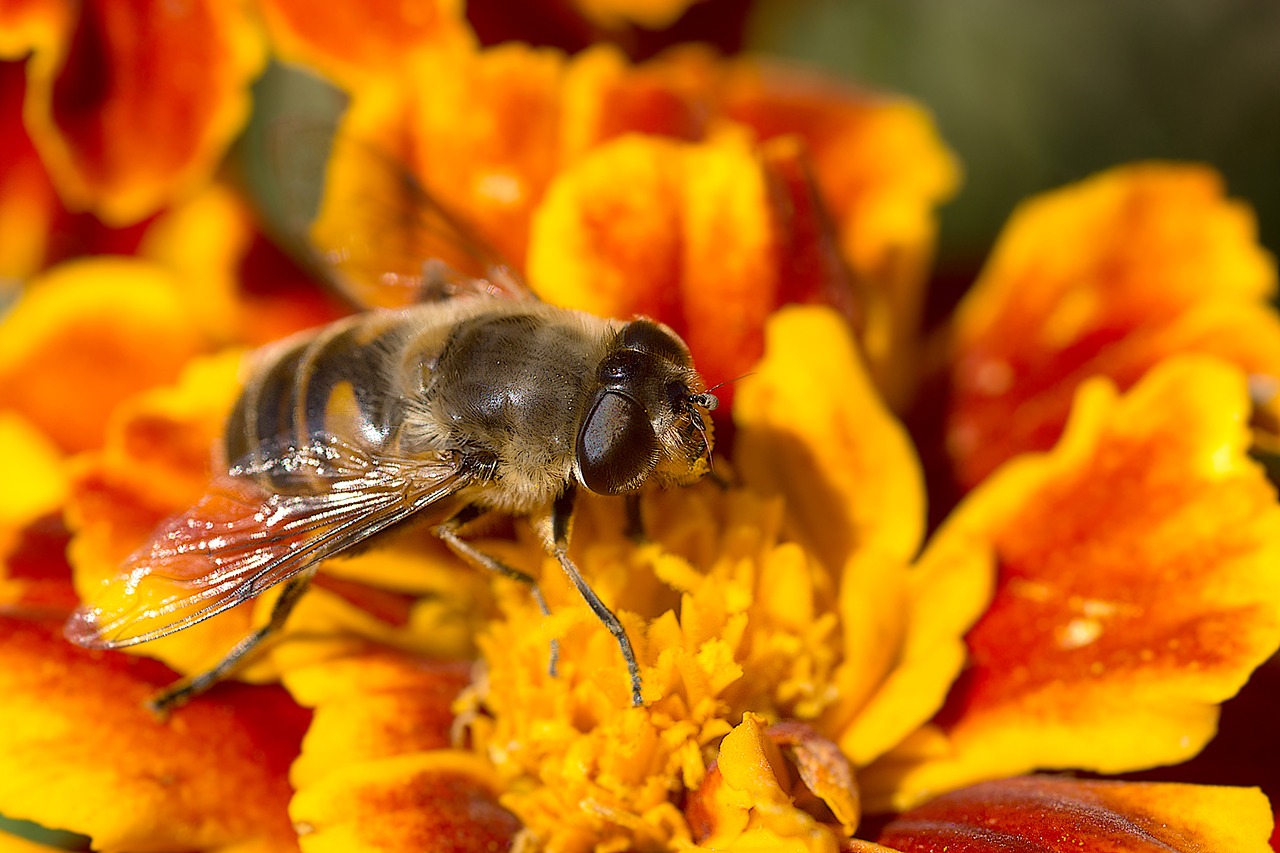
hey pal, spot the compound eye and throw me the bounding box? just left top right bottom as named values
left=577, top=392, right=660, bottom=495
left=619, top=319, right=689, bottom=364
left=598, top=348, right=646, bottom=387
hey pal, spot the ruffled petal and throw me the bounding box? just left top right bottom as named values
left=290, top=752, right=519, bottom=853
left=531, top=131, right=789, bottom=408
left=139, top=183, right=347, bottom=344
left=280, top=644, right=472, bottom=789
left=948, top=164, right=1278, bottom=488
left=734, top=306, right=924, bottom=571
left=0, top=60, right=60, bottom=284
left=319, top=42, right=564, bottom=278
left=831, top=533, right=992, bottom=767
left=715, top=58, right=960, bottom=405
left=0, top=0, right=71, bottom=58
left=281, top=645, right=520, bottom=853
left=876, top=776, right=1274, bottom=853
left=257, top=0, right=473, bottom=90
left=686, top=714, right=858, bottom=851
left=733, top=307, right=988, bottom=768
left=0, top=614, right=308, bottom=852
left=0, top=257, right=208, bottom=452
left=321, top=42, right=952, bottom=410
left=866, top=356, right=1280, bottom=808
left=0, top=413, right=67, bottom=598
left=22, top=0, right=265, bottom=224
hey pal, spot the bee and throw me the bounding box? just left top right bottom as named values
left=64, top=135, right=717, bottom=711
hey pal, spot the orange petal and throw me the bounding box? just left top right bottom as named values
left=282, top=646, right=519, bottom=852
left=865, top=356, right=1280, bottom=808
left=549, top=45, right=942, bottom=406
left=139, top=182, right=346, bottom=345
left=0, top=413, right=65, bottom=542
left=733, top=307, right=976, bottom=768
left=261, top=541, right=491, bottom=679
left=65, top=351, right=253, bottom=675
left=0, top=614, right=307, bottom=852
left=876, top=776, right=1274, bottom=853
left=323, top=43, right=564, bottom=275
left=0, top=257, right=209, bottom=452
left=279, top=643, right=473, bottom=789
left=403, top=43, right=565, bottom=268
left=717, top=59, right=960, bottom=405
left=0, top=0, right=71, bottom=58
left=290, top=752, right=520, bottom=853
left=528, top=133, right=686, bottom=323
left=0, top=60, right=60, bottom=283
left=257, top=0, right=473, bottom=90
left=559, top=44, right=711, bottom=153
left=948, top=163, right=1279, bottom=488
left=23, top=0, right=265, bottom=224
left=765, top=720, right=860, bottom=834
left=830, top=533, right=992, bottom=767
left=530, top=132, right=806, bottom=412
left=1, top=514, right=77, bottom=612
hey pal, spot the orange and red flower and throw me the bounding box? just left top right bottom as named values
left=2, top=2, right=1279, bottom=852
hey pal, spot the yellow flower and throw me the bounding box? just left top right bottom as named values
left=2, top=5, right=1280, bottom=853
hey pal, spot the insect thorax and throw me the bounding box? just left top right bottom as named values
left=416, top=306, right=613, bottom=507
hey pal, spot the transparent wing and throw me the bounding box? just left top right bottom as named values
left=65, top=436, right=468, bottom=649
left=265, top=121, right=536, bottom=309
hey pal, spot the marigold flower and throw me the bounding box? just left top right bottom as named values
left=3, top=0, right=265, bottom=226
left=313, top=39, right=958, bottom=408
left=3, top=7, right=1280, bottom=853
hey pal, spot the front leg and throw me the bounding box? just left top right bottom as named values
left=434, top=506, right=559, bottom=676
left=535, top=486, right=644, bottom=707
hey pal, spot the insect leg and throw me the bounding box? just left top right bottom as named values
left=435, top=511, right=559, bottom=676
left=147, top=572, right=314, bottom=716
left=549, top=487, right=644, bottom=707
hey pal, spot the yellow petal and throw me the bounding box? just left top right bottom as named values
left=735, top=306, right=924, bottom=572
left=0, top=257, right=208, bottom=452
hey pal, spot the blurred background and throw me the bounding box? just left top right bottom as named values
left=750, top=0, right=1280, bottom=275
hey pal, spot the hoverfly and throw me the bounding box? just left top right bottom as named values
left=64, top=130, right=717, bottom=710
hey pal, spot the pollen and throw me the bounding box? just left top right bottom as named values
left=461, top=485, right=848, bottom=852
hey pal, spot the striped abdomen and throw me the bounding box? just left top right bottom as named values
left=224, top=313, right=417, bottom=492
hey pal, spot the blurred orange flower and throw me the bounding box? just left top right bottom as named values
left=2, top=3, right=1279, bottom=853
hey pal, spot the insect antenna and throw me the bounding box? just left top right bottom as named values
left=687, top=373, right=754, bottom=478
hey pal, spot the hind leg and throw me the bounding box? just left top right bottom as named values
left=148, top=572, right=314, bottom=716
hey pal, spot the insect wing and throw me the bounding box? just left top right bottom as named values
left=267, top=122, right=536, bottom=309
left=65, top=437, right=466, bottom=649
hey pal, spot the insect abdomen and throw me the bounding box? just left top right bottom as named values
left=225, top=314, right=411, bottom=491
